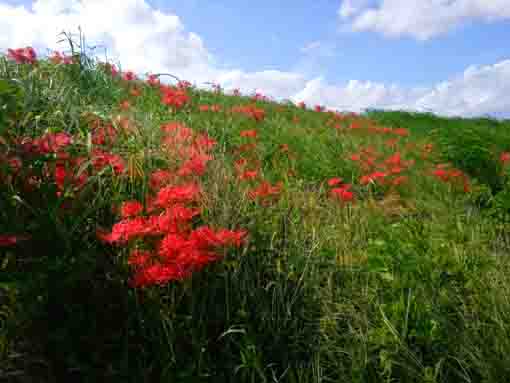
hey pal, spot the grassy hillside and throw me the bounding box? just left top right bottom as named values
left=1, top=47, right=510, bottom=382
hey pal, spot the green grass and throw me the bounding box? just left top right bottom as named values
left=1, top=47, right=510, bottom=382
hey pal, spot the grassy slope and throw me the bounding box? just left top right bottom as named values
left=1, top=53, right=510, bottom=382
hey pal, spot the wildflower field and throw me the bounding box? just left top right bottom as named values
left=1, top=46, right=510, bottom=382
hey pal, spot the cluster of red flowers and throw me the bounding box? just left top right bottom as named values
left=50, top=51, right=74, bottom=65
left=230, top=104, right=265, bottom=122
left=501, top=152, right=510, bottom=166
left=98, top=121, right=246, bottom=287
left=122, top=71, right=137, bottom=82
left=350, top=148, right=414, bottom=188
left=160, top=84, right=190, bottom=110
left=252, top=93, right=270, bottom=102
left=326, top=115, right=410, bottom=138
left=7, top=47, right=37, bottom=64
left=430, top=164, right=470, bottom=192
left=328, top=178, right=355, bottom=203
left=91, top=120, right=118, bottom=146
left=146, top=74, right=160, bottom=87
left=248, top=181, right=283, bottom=201
left=160, top=121, right=216, bottom=178
left=0, top=234, right=31, bottom=247
left=199, top=104, right=222, bottom=113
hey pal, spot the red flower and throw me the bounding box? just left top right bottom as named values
left=147, top=74, right=160, bottom=86
left=238, top=169, right=258, bottom=181
left=248, top=181, right=283, bottom=200
left=7, top=47, right=37, bottom=64
left=150, top=169, right=174, bottom=190
left=128, top=249, right=152, bottom=267
left=130, top=87, right=142, bottom=97
left=156, top=183, right=201, bottom=208
left=328, top=177, right=343, bottom=187
left=0, top=234, right=30, bottom=247
left=500, top=152, right=510, bottom=165
left=240, top=129, right=258, bottom=138
left=122, top=71, right=136, bottom=81
left=330, top=184, right=354, bottom=203
left=120, top=200, right=144, bottom=218
left=177, top=153, right=212, bottom=177
left=120, top=100, right=131, bottom=110
left=36, top=132, right=73, bottom=154
left=360, top=171, right=387, bottom=185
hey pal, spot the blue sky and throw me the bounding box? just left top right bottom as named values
left=1, top=0, right=510, bottom=117
left=154, top=0, right=510, bottom=87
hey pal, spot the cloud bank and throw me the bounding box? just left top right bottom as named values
left=1, top=0, right=509, bottom=117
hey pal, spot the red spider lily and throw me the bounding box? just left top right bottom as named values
left=238, top=169, right=258, bottom=181
left=149, top=169, right=174, bottom=190
left=91, top=150, right=125, bottom=175
left=360, top=171, right=387, bottom=186
left=177, top=80, right=192, bottom=89
left=130, top=87, right=142, bottom=97
left=160, top=86, right=190, bottom=110
left=501, top=152, right=510, bottom=166
left=194, top=133, right=217, bottom=151
left=190, top=226, right=247, bottom=249
left=155, top=183, right=201, bottom=208
left=50, top=51, right=74, bottom=65
left=177, top=153, right=213, bottom=177
left=130, top=263, right=191, bottom=287
left=128, top=249, right=153, bottom=267
left=120, top=100, right=131, bottom=110
left=248, top=181, right=283, bottom=200
left=30, top=132, right=73, bottom=154
left=120, top=201, right=144, bottom=218
left=199, top=104, right=222, bottom=112
left=122, top=71, right=136, bottom=81
left=7, top=157, right=22, bottom=174
left=385, top=152, right=402, bottom=167
left=330, top=184, right=355, bottom=203
left=393, top=128, right=409, bottom=137
left=240, top=129, right=257, bottom=138
left=0, top=234, right=31, bottom=246
left=231, top=105, right=265, bottom=122
left=147, top=74, right=160, bottom=86
left=53, top=161, right=88, bottom=195
left=385, top=138, right=400, bottom=148
left=328, top=177, right=343, bottom=187
left=7, top=47, right=37, bottom=64
left=430, top=165, right=470, bottom=192
left=109, top=64, right=119, bottom=77
left=92, top=124, right=117, bottom=146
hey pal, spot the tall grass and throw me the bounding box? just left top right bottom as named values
left=1, top=46, right=510, bottom=382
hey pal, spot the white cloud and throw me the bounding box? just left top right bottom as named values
left=1, top=0, right=509, bottom=117
left=300, top=40, right=336, bottom=57
left=0, top=0, right=219, bottom=82
left=217, top=70, right=307, bottom=100
left=291, top=60, right=510, bottom=117
left=338, top=0, right=510, bottom=40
